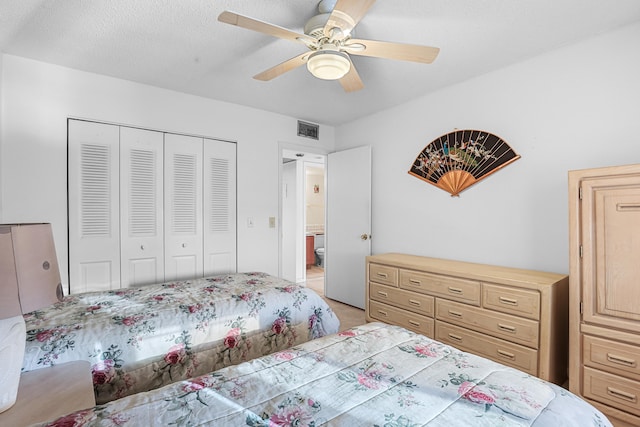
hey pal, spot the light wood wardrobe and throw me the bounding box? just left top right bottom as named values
left=569, top=164, right=640, bottom=427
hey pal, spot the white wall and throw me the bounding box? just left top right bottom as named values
left=281, top=161, right=298, bottom=282
left=335, top=22, right=640, bottom=274
left=0, top=54, right=335, bottom=286
left=0, top=53, right=3, bottom=220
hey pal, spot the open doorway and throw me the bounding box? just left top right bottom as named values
left=279, top=147, right=326, bottom=294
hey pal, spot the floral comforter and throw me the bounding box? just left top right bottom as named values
left=37, top=322, right=611, bottom=427
left=22, top=272, right=339, bottom=404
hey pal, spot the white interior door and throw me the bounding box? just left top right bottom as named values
left=68, top=120, right=121, bottom=293
left=164, top=133, right=203, bottom=281
left=325, top=146, right=371, bottom=309
left=120, top=127, right=164, bottom=287
left=203, top=138, right=237, bottom=275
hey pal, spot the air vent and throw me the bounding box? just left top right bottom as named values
left=298, top=120, right=319, bottom=140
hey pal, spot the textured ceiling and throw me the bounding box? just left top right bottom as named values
left=1, top=0, right=640, bottom=126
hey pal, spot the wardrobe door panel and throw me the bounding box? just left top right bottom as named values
left=164, top=134, right=203, bottom=281
left=582, top=176, right=640, bottom=331
left=68, top=120, right=120, bottom=293
left=203, top=139, right=237, bottom=276
left=120, top=127, right=164, bottom=287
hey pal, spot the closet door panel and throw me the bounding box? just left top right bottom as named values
left=120, top=127, right=164, bottom=287
left=164, top=134, right=203, bottom=281
left=204, top=139, right=237, bottom=275
left=68, top=120, right=120, bottom=293
left=582, top=176, right=640, bottom=331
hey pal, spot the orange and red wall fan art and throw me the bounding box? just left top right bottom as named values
left=409, top=129, right=520, bottom=197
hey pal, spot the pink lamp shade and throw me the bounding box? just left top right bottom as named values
left=0, top=223, right=63, bottom=414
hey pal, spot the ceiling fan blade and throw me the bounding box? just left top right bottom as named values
left=253, top=52, right=310, bottom=81
left=218, top=11, right=317, bottom=46
left=339, top=60, right=364, bottom=93
left=346, top=38, right=440, bottom=63
left=324, top=0, right=376, bottom=38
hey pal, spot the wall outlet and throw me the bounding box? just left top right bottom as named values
left=269, top=216, right=276, bottom=228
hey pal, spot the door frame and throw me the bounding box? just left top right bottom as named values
left=277, top=142, right=329, bottom=282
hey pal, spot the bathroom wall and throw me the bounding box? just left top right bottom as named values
left=305, top=164, right=325, bottom=234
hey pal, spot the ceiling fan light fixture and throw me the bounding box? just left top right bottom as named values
left=307, top=50, right=351, bottom=80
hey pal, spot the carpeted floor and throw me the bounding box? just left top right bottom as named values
left=305, top=265, right=366, bottom=332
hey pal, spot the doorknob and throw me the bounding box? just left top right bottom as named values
left=361, top=233, right=371, bottom=241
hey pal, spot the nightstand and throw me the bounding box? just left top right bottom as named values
left=0, top=361, right=95, bottom=425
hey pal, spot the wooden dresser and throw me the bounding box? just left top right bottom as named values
left=365, top=253, right=569, bottom=385
left=569, top=164, right=640, bottom=427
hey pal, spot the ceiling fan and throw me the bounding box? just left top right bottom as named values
left=217, top=0, right=440, bottom=92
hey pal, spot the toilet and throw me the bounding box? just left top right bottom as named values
left=314, top=234, right=325, bottom=268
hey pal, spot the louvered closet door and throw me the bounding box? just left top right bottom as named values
left=120, top=127, right=164, bottom=287
left=68, top=120, right=120, bottom=293
left=164, top=134, right=204, bottom=281
left=203, top=139, right=237, bottom=275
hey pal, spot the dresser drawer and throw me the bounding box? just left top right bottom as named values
left=583, top=335, right=640, bottom=381
left=399, top=269, right=480, bottom=305
left=369, top=263, right=399, bottom=287
left=436, top=321, right=538, bottom=375
left=370, top=282, right=434, bottom=317
left=369, top=300, right=434, bottom=337
left=436, top=299, right=539, bottom=348
left=482, top=283, right=540, bottom=320
left=583, top=366, right=640, bottom=417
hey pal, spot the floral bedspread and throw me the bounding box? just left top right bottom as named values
left=37, top=322, right=611, bottom=427
left=22, top=272, right=339, bottom=404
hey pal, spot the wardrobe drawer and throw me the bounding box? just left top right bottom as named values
left=436, top=299, right=539, bottom=348
left=369, top=263, right=399, bottom=287
left=369, top=300, right=434, bottom=337
left=583, top=335, right=640, bottom=381
left=436, top=321, right=538, bottom=375
left=370, top=282, right=434, bottom=317
left=583, top=366, right=640, bottom=416
left=482, top=283, right=540, bottom=320
left=399, top=269, right=480, bottom=305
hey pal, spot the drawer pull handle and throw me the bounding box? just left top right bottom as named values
left=377, top=291, right=388, bottom=298
left=497, top=349, right=516, bottom=360
left=448, top=310, right=463, bottom=318
left=409, top=279, right=422, bottom=286
left=448, top=333, right=462, bottom=342
left=408, top=299, right=421, bottom=306
left=377, top=310, right=388, bottom=317
left=408, top=320, right=421, bottom=327
left=607, top=387, right=637, bottom=403
left=498, top=323, right=516, bottom=333
left=607, top=353, right=637, bottom=367
left=498, top=296, right=518, bottom=306
left=377, top=272, right=388, bottom=279
left=448, top=287, right=463, bottom=294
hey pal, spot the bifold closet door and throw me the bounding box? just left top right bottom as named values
left=164, top=134, right=204, bottom=281
left=68, top=120, right=121, bottom=294
left=69, top=120, right=237, bottom=292
left=203, top=139, right=237, bottom=275
left=119, top=127, right=164, bottom=287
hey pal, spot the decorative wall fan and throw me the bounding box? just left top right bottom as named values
left=408, top=129, right=520, bottom=197
left=217, top=0, right=439, bottom=92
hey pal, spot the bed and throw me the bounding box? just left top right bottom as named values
left=36, top=322, right=611, bottom=427
left=21, top=272, right=339, bottom=404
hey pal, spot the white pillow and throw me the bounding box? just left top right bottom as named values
left=0, top=315, right=26, bottom=413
